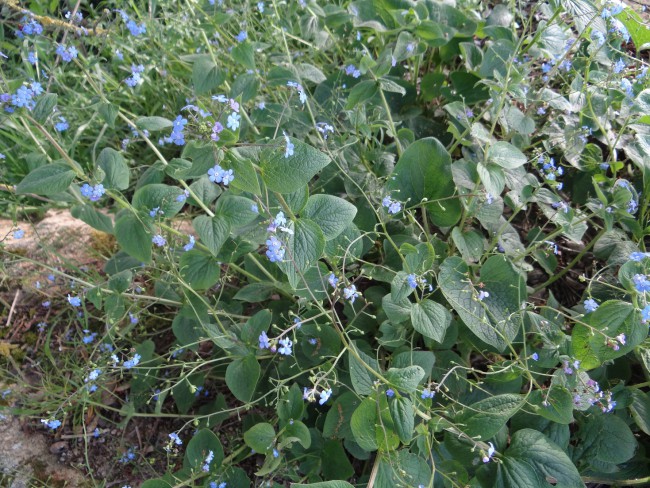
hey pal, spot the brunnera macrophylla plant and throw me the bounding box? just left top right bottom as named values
left=2, top=0, right=650, bottom=487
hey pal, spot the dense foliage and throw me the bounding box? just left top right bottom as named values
left=2, top=0, right=650, bottom=487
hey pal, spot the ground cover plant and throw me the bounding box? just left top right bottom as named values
left=1, top=0, right=650, bottom=486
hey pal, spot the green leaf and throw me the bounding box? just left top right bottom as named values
left=302, top=194, right=357, bottom=240
left=282, top=420, right=311, bottom=449
left=71, top=205, right=114, bottom=234
left=571, top=300, right=644, bottom=370
left=487, top=141, right=527, bottom=169
left=389, top=397, right=415, bottom=444
left=382, top=293, right=412, bottom=324
left=295, top=63, right=327, bottom=83
left=578, top=413, right=637, bottom=465
left=223, top=152, right=261, bottom=195
left=291, top=482, right=355, bottom=488
left=529, top=387, right=574, bottom=425
left=615, top=9, right=650, bottom=52
left=277, top=219, right=325, bottom=281
left=179, top=250, right=220, bottom=289
left=135, top=116, right=173, bottom=132
left=172, top=307, right=203, bottom=351
left=98, top=102, right=119, bottom=128
left=439, top=256, right=525, bottom=351
left=278, top=383, right=305, bottom=422
left=321, top=441, right=355, bottom=481
left=260, top=138, right=331, bottom=193
left=114, top=213, right=152, bottom=263
left=387, top=137, right=460, bottom=227
left=132, top=184, right=185, bottom=218
left=351, top=397, right=379, bottom=452
left=630, top=389, right=650, bottom=436
left=385, top=366, right=425, bottom=393
left=346, top=80, right=378, bottom=108
left=491, top=429, right=583, bottom=488
left=455, top=394, right=522, bottom=439
left=234, top=283, right=275, bottom=302
left=193, top=215, right=231, bottom=256
left=185, top=428, right=224, bottom=472
left=226, top=355, right=260, bottom=403
left=410, top=299, right=451, bottom=343
left=241, top=309, right=272, bottom=344
left=379, top=78, right=406, bottom=96
left=140, top=480, right=172, bottom=488
left=215, top=195, right=259, bottom=227
left=193, top=56, right=226, bottom=95
left=98, top=148, right=129, bottom=190
left=33, top=93, right=57, bottom=123
left=16, top=163, right=76, bottom=196
left=231, top=42, right=256, bottom=70
left=349, top=346, right=380, bottom=396
left=244, top=423, right=276, bottom=453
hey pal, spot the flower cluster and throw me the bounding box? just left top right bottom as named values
left=535, top=154, right=564, bottom=190
left=407, top=273, right=431, bottom=291
left=125, top=64, right=145, bottom=87
left=3, top=81, right=43, bottom=111
left=344, top=64, right=361, bottom=78
left=84, top=368, right=101, bottom=392
left=381, top=196, right=402, bottom=214
left=117, top=10, right=147, bottom=36
left=169, top=115, right=187, bottom=146
left=208, top=164, right=234, bottom=185
left=315, top=122, right=335, bottom=139
left=19, top=17, right=44, bottom=37
left=80, top=183, right=106, bottom=202
left=343, top=284, right=360, bottom=303
left=633, top=274, right=650, bottom=293
left=202, top=450, right=214, bottom=472
left=123, top=353, right=141, bottom=369
left=55, top=44, right=78, bottom=63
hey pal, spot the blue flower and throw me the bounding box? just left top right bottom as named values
left=123, top=353, right=141, bottom=369
left=183, top=235, right=195, bottom=252
left=266, top=236, right=285, bottom=262
left=284, top=132, right=294, bottom=158
left=630, top=252, right=650, bottom=262
left=82, top=330, right=97, bottom=344
left=531, top=352, right=539, bottom=361
left=236, top=30, right=248, bottom=43
left=407, top=274, right=418, bottom=289
left=126, top=19, right=146, bottom=36
left=642, top=304, right=650, bottom=323
left=583, top=298, right=599, bottom=313
left=421, top=387, right=435, bottom=399
left=129, top=313, right=138, bottom=324
left=41, top=419, right=61, bottom=430
left=176, top=189, right=190, bottom=202
left=278, top=337, right=293, bottom=355
left=67, top=294, right=81, bottom=307
left=259, top=331, right=270, bottom=349
left=477, top=290, right=490, bottom=301
left=55, top=44, right=78, bottom=63
left=168, top=432, right=182, bottom=446
left=125, top=64, right=145, bottom=87
left=152, top=234, right=166, bottom=247
left=273, top=448, right=279, bottom=458
left=227, top=112, right=241, bottom=130
left=13, top=228, right=24, bottom=239
left=251, top=204, right=259, bottom=213
left=343, top=284, right=360, bottom=303
left=20, top=18, right=44, bottom=36
left=482, top=442, right=496, bottom=463
left=633, top=274, right=650, bottom=293
left=55, top=116, right=69, bottom=132
left=80, top=183, right=106, bottom=202
left=257, top=1, right=265, bottom=11
left=319, top=388, right=332, bottom=405
left=591, top=31, right=606, bottom=46
left=328, top=273, right=339, bottom=288
left=202, top=450, right=214, bottom=472
left=386, top=388, right=395, bottom=398
left=27, top=51, right=38, bottom=64
left=613, top=58, right=626, bottom=73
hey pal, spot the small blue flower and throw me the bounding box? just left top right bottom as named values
left=123, top=353, right=141, bottom=369
left=129, top=313, right=139, bottom=324
left=183, top=235, right=195, bottom=252
left=259, top=331, right=270, bottom=349
left=273, top=448, right=279, bottom=458
left=13, top=228, right=24, bottom=239
left=328, top=273, right=339, bottom=288
left=482, top=442, right=496, bottom=463
left=27, top=51, right=37, bottom=64
left=251, top=204, right=259, bottom=213
left=278, top=337, right=293, bottom=355
left=41, top=419, right=62, bottom=429
left=55, top=116, right=69, bottom=132
left=169, top=432, right=182, bottom=446
left=55, top=44, right=78, bottom=63
left=343, top=284, right=360, bottom=303
left=421, top=387, right=435, bottom=399
left=266, top=236, right=285, bottom=262
left=531, top=352, right=539, bottom=361
left=152, top=234, right=166, bottom=247
left=633, top=274, right=650, bottom=293
left=477, top=290, right=490, bottom=301
left=319, top=388, right=332, bottom=405
left=630, top=252, right=650, bottom=262
left=407, top=274, right=418, bottom=289
left=613, top=58, right=626, bottom=74
left=227, top=112, right=240, bottom=130
left=176, top=189, right=190, bottom=203
left=68, top=295, right=81, bottom=307
left=82, top=330, right=97, bottom=344
left=202, top=450, right=214, bottom=472
left=284, top=132, right=294, bottom=158
left=235, top=30, right=248, bottom=43
left=584, top=298, right=599, bottom=312
left=257, top=2, right=265, bottom=12
left=642, top=304, right=650, bottom=323
left=386, top=388, right=395, bottom=398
